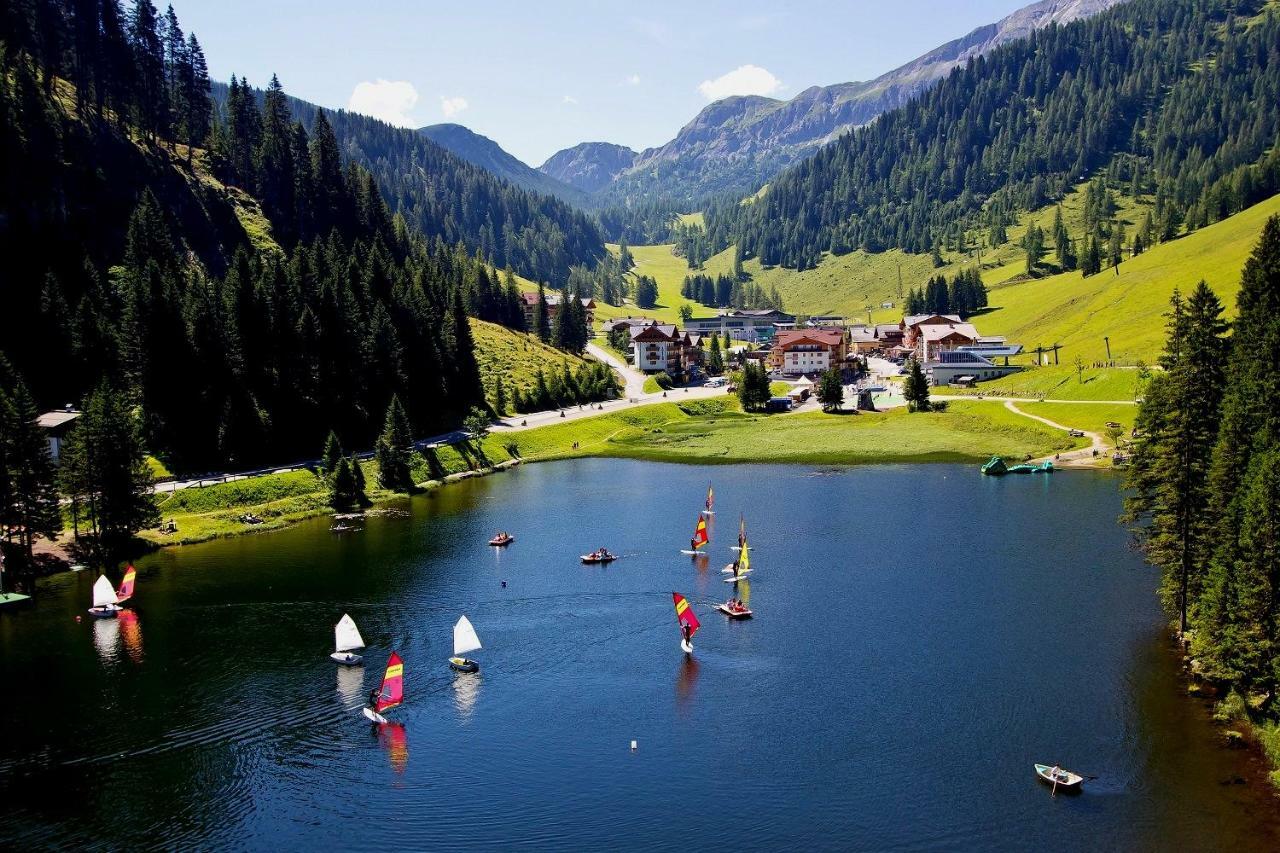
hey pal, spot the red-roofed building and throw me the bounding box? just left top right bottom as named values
left=770, top=329, right=847, bottom=376
left=519, top=291, right=596, bottom=330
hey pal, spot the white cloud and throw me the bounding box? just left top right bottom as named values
left=697, top=64, right=783, bottom=101
left=347, top=79, right=419, bottom=127
left=561, top=94, right=578, bottom=105
left=624, top=73, right=641, bottom=86
left=439, top=95, right=469, bottom=119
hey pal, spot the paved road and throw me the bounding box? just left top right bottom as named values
left=491, top=344, right=727, bottom=434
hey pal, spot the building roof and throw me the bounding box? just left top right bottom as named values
left=601, top=316, right=657, bottom=332
left=37, top=409, right=81, bottom=430
left=903, top=313, right=963, bottom=329
left=929, top=350, right=996, bottom=367
left=919, top=322, right=980, bottom=343
left=849, top=326, right=877, bottom=343
left=875, top=324, right=903, bottom=338
left=631, top=323, right=679, bottom=342
left=957, top=343, right=1024, bottom=358
left=773, top=328, right=845, bottom=349
left=519, top=291, right=595, bottom=308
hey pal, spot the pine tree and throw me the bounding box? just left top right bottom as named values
left=374, top=395, right=413, bottom=491
left=493, top=376, right=507, bottom=416
left=1, top=381, right=63, bottom=564
left=321, top=430, right=344, bottom=476
left=60, top=383, right=159, bottom=562
left=329, top=457, right=357, bottom=510
left=1124, top=285, right=1227, bottom=635
left=534, top=284, right=551, bottom=343
left=707, top=335, right=724, bottom=376
left=817, top=368, right=844, bottom=412
left=903, top=360, right=931, bottom=413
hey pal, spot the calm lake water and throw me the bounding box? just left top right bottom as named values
left=2, top=460, right=1278, bottom=851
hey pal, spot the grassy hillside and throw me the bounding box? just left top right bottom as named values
left=471, top=319, right=588, bottom=392
left=979, top=194, right=1280, bottom=363
left=938, top=364, right=1142, bottom=401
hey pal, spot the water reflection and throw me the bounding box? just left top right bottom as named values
left=675, top=655, right=700, bottom=711
left=336, top=664, right=365, bottom=706
left=690, top=553, right=709, bottom=573
left=118, top=610, right=144, bottom=663
left=92, top=617, right=120, bottom=663
left=453, top=673, right=481, bottom=720
left=378, top=723, right=408, bottom=774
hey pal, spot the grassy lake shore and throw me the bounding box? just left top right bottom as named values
left=132, top=396, right=1090, bottom=549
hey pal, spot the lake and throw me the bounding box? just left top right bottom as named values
left=1, top=460, right=1277, bottom=851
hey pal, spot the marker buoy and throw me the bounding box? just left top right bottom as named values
left=630, top=740, right=638, bottom=751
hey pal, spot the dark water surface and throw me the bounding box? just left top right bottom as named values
left=2, top=460, right=1278, bottom=851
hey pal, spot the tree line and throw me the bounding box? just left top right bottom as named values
left=707, top=0, right=1280, bottom=273
left=901, top=268, right=988, bottom=318
left=1124, top=216, right=1280, bottom=731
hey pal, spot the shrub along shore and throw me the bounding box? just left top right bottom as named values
left=138, top=396, right=1087, bottom=548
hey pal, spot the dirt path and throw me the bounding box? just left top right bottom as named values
left=1001, top=399, right=1109, bottom=467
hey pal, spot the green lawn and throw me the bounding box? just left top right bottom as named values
left=1017, top=401, right=1138, bottom=441
left=938, top=364, right=1144, bottom=401
left=488, top=397, right=1081, bottom=466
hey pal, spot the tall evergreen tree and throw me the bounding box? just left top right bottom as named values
left=374, top=394, right=413, bottom=491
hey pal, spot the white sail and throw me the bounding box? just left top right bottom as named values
left=334, top=613, right=365, bottom=653
left=453, top=615, right=482, bottom=656
left=92, top=575, right=119, bottom=608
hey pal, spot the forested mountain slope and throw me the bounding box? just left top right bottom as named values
left=210, top=81, right=606, bottom=286
left=0, top=0, right=564, bottom=475
left=419, top=122, right=587, bottom=207
left=709, top=0, right=1280, bottom=270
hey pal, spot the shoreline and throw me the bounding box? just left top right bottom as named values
left=33, top=396, right=1123, bottom=562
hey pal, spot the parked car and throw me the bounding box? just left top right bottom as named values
left=1068, top=429, right=1086, bottom=437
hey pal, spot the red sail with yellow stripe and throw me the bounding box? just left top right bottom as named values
left=690, top=516, right=709, bottom=550
left=704, top=483, right=715, bottom=512
left=672, top=592, right=700, bottom=639
left=116, top=565, right=136, bottom=604
left=375, top=652, right=404, bottom=713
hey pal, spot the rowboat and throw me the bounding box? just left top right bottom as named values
left=581, top=551, right=617, bottom=564
left=489, top=533, right=514, bottom=546
left=1034, top=763, right=1083, bottom=790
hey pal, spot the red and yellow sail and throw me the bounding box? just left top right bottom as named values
left=376, top=652, right=404, bottom=713
left=705, top=483, right=714, bottom=511
left=672, top=592, right=701, bottom=639
left=116, top=564, right=136, bottom=603
left=690, top=516, right=709, bottom=550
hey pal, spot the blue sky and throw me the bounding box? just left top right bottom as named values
left=175, top=0, right=1031, bottom=166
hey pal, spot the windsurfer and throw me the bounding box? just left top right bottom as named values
left=368, top=688, right=380, bottom=710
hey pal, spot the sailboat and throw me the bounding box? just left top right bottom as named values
left=331, top=613, right=365, bottom=665
left=449, top=615, right=482, bottom=673
left=729, top=515, right=752, bottom=552
left=722, top=537, right=753, bottom=582
left=87, top=574, right=122, bottom=618
left=672, top=591, right=701, bottom=654
left=362, top=652, right=404, bottom=724
left=680, top=514, right=710, bottom=556
left=701, top=482, right=715, bottom=516
left=115, top=564, right=137, bottom=605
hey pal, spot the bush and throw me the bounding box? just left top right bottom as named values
left=654, top=373, right=675, bottom=390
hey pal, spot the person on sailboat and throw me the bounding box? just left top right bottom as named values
left=681, top=623, right=692, bottom=644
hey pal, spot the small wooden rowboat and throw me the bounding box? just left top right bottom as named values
left=489, top=534, right=514, bottom=546
left=716, top=601, right=753, bottom=619
left=581, top=552, right=617, bottom=564
left=1034, top=763, right=1083, bottom=790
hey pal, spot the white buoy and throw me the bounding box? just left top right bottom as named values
left=630, top=740, right=638, bottom=751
